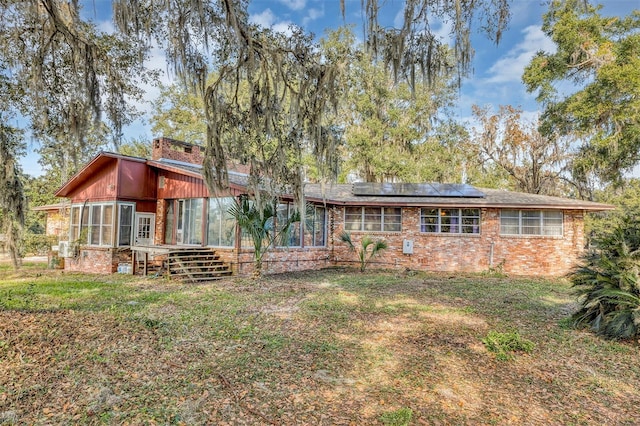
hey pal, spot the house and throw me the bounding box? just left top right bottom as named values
left=32, top=202, right=70, bottom=238
left=54, top=137, right=614, bottom=278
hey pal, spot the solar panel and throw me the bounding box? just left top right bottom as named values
left=352, top=182, right=485, bottom=198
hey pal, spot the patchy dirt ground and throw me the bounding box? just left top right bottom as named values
left=1, top=267, right=639, bottom=425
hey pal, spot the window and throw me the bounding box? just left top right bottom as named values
left=84, top=204, right=113, bottom=246
left=304, top=205, right=326, bottom=247
left=180, top=198, right=204, bottom=245
left=207, top=197, right=236, bottom=247
left=344, top=207, right=401, bottom=232
left=70, top=206, right=81, bottom=241
left=420, top=208, right=480, bottom=234
left=500, top=210, right=563, bottom=236
left=276, top=202, right=302, bottom=247
left=118, top=204, right=134, bottom=246
left=68, top=202, right=132, bottom=247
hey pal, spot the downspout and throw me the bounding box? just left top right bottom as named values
left=76, top=199, right=89, bottom=258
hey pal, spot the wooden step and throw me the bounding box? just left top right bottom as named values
left=165, top=248, right=232, bottom=282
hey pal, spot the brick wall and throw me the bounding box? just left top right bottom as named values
left=64, top=247, right=132, bottom=274
left=329, top=206, right=585, bottom=277
left=63, top=203, right=587, bottom=278
left=155, top=199, right=167, bottom=244
left=152, top=137, right=204, bottom=165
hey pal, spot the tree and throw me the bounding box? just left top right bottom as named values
left=1, top=1, right=154, bottom=154
left=3, top=0, right=513, bottom=206
left=585, top=179, right=640, bottom=239
left=340, top=39, right=460, bottom=183
left=469, top=104, right=571, bottom=195
left=118, top=137, right=153, bottom=159
left=523, top=0, right=640, bottom=193
left=228, top=195, right=300, bottom=278
left=150, top=82, right=207, bottom=145
left=0, top=120, right=26, bottom=269
left=110, top=0, right=511, bottom=205
left=570, top=216, right=640, bottom=340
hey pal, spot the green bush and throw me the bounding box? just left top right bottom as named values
left=340, top=232, right=387, bottom=272
left=22, top=233, right=57, bottom=256
left=570, top=216, right=640, bottom=340
left=482, top=331, right=535, bottom=361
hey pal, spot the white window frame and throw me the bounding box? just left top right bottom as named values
left=276, top=202, right=302, bottom=248
left=117, top=203, right=135, bottom=247
left=499, top=210, right=563, bottom=236
left=344, top=207, right=402, bottom=232
left=420, top=208, right=481, bottom=234
left=177, top=198, right=204, bottom=245
left=304, top=205, right=327, bottom=247
left=206, top=197, right=236, bottom=248
left=69, top=202, right=136, bottom=247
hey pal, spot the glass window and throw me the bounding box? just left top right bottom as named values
left=70, top=206, right=81, bottom=241
left=207, top=197, right=236, bottom=247
left=102, top=205, right=113, bottom=246
left=304, top=205, right=326, bottom=247
left=543, top=211, right=563, bottom=236
left=89, top=205, right=101, bottom=245
left=499, top=210, right=520, bottom=235
left=182, top=198, right=204, bottom=245
left=421, top=208, right=480, bottom=234
left=383, top=208, right=402, bottom=232
left=118, top=204, right=134, bottom=246
left=68, top=202, right=128, bottom=247
left=500, top=210, right=563, bottom=236
left=344, top=207, right=402, bottom=232
left=344, top=207, right=362, bottom=231
left=276, top=202, right=301, bottom=247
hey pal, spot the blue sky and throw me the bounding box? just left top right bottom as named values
left=20, top=0, right=639, bottom=177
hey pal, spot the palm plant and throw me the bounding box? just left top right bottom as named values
left=228, top=195, right=299, bottom=278
left=570, top=216, right=640, bottom=339
left=339, top=231, right=388, bottom=272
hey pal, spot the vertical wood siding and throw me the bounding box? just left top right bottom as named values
left=157, top=171, right=210, bottom=199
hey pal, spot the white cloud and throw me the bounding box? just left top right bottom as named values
left=485, top=25, right=555, bottom=84
left=278, top=0, right=306, bottom=11
left=302, top=7, right=324, bottom=26
left=249, top=9, right=277, bottom=27
left=393, top=6, right=452, bottom=43
left=273, top=22, right=295, bottom=37
left=249, top=8, right=294, bottom=36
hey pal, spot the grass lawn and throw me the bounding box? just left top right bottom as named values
left=1, top=262, right=639, bottom=425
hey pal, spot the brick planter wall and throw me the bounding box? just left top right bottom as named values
left=64, top=247, right=132, bottom=274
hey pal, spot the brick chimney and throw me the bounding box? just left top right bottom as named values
left=152, top=137, right=204, bottom=165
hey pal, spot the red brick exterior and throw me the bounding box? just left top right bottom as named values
left=328, top=207, right=584, bottom=276
left=152, top=137, right=204, bottom=165
left=63, top=247, right=132, bottom=274
left=58, top=141, right=593, bottom=278
left=60, top=201, right=587, bottom=277
left=219, top=206, right=585, bottom=277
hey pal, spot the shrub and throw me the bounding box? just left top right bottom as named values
left=570, top=216, right=640, bottom=340
left=22, top=233, right=57, bottom=256
left=339, top=232, right=387, bottom=272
